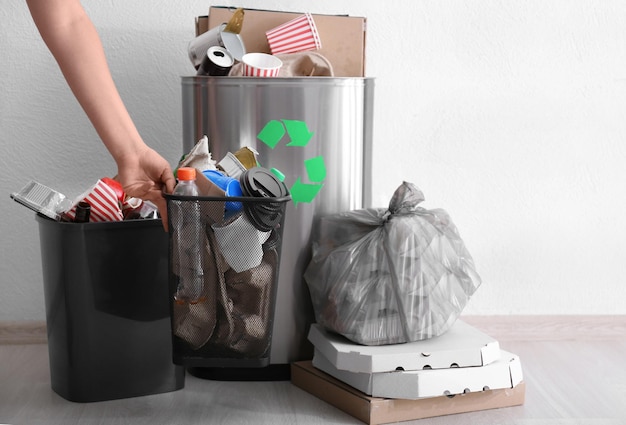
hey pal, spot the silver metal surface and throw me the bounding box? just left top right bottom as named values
left=181, top=76, right=374, bottom=364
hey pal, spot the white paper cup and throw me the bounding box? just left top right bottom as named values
left=212, top=214, right=271, bottom=273
left=241, top=53, right=283, bottom=77
left=265, top=13, right=322, bottom=55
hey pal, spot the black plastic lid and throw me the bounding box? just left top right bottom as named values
left=240, top=167, right=289, bottom=232
left=240, top=167, right=289, bottom=199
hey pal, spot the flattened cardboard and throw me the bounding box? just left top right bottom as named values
left=190, top=168, right=226, bottom=224
left=196, top=15, right=209, bottom=37
left=313, top=348, right=523, bottom=400
left=291, top=361, right=526, bottom=425
left=308, top=320, right=501, bottom=373
left=207, top=6, right=366, bottom=77
left=193, top=168, right=225, bottom=198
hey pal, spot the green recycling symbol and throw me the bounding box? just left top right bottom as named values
left=257, top=119, right=326, bottom=206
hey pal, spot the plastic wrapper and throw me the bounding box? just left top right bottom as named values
left=10, top=180, right=72, bottom=221
left=304, top=182, right=482, bottom=345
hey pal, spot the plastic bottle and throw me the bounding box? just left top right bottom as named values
left=172, top=167, right=204, bottom=304
left=174, top=167, right=200, bottom=197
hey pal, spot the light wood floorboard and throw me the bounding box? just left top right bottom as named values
left=1, top=317, right=625, bottom=424
left=4, top=315, right=626, bottom=345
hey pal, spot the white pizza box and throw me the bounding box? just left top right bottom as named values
left=307, top=320, right=500, bottom=373
left=312, top=348, right=523, bottom=400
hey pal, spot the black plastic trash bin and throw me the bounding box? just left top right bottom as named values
left=36, top=214, right=185, bottom=402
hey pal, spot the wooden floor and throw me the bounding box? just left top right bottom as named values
left=1, top=317, right=625, bottom=424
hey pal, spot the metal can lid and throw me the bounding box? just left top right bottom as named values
left=207, top=46, right=234, bottom=68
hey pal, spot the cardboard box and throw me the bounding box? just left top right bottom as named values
left=312, top=348, right=524, bottom=400
left=308, top=320, right=501, bottom=373
left=291, top=361, right=525, bottom=425
left=206, top=6, right=366, bottom=77
left=195, top=15, right=209, bottom=36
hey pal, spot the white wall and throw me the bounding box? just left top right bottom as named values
left=2, top=0, right=625, bottom=321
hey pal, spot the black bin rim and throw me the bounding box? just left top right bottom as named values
left=35, top=213, right=164, bottom=230
left=164, top=193, right=291, bottom=203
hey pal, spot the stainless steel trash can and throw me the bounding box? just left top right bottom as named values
left=181, top=76, right=374, bottom=377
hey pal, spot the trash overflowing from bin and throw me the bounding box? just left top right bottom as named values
left=187, top=7, right=341, bottom=78
left=9, top=132, right=291, bottom=369
left=179, top=10, right=370, bottom=371
left=166, top=137, right=291, bottom=367
left=11, top=173, right=186, bottom=402
left=10, top=176, right=159, bottom=223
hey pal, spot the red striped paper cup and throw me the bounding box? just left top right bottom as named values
left=242, top=53, right=283, bottom=77
left=65, top=179, right=124, bottom=222
left=266, top=13, right=322, bottom=55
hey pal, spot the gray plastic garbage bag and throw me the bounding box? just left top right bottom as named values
left=304, top=182, right=482, bottom=345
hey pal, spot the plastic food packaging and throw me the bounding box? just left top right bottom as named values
left=304, top=182, right=482, bottom=345
left=10, top=180, right=72, bottom=221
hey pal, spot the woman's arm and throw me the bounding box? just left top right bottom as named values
left=26, top=0, right=175, bottom=228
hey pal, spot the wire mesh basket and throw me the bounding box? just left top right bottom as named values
left=165, top=193, right=289, bottom=367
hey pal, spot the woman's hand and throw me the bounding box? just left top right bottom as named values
left=116, top=145, right=176, bottom=230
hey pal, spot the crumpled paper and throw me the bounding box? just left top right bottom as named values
left=178, top=135, right=217, bottom=172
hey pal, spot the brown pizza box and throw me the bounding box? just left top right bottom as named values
left=291, top=361, right=525, bottom=425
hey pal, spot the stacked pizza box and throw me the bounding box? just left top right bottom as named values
left=292, top=320, right=525, bottom=424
